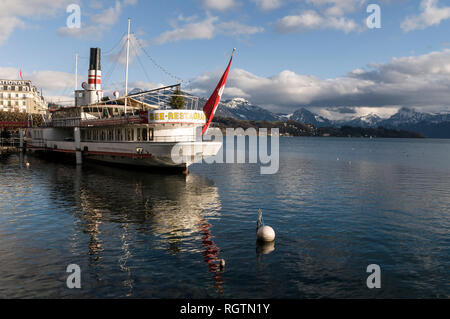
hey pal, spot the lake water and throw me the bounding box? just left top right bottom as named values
left=0, top=138, right=449, bottom=298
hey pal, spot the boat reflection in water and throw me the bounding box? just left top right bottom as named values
left=51, top=162, right=224, bottom=295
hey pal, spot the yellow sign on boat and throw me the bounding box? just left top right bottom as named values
left=148, top=110, right=206, bottom=124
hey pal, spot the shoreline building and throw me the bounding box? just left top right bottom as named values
left=0, top=79, right=47, bottom=114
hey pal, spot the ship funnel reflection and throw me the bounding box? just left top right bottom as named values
left=47, top=163, right=223, bottom=294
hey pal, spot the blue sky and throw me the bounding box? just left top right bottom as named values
left=1, top=0, right=450, bottom=118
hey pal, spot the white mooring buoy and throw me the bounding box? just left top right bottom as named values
left=256, top=209, right=275, bottom=242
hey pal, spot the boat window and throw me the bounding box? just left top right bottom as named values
left=127, top=128, right=133, bottom=141
left=142, top=128, right=147, bottom=141
left=137, top=128, right=141, bottom=141
left=148, top=128, right=154, bottom=141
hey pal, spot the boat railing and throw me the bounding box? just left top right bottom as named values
left=51, top=118, right=82, bottom=127
left=45, top=85, right=202, bottom=128
left=81, top=135, right=198, bottom=143
left=151, top=135, right=197, bottom=143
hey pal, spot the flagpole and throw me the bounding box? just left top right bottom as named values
left=75, top=53, right=78, bottom=91
left=124, top=18, right=131, bottom=116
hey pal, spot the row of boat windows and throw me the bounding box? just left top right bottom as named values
left=81, top=127, right=154, bottom=142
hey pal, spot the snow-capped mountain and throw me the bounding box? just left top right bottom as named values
left=209, top=97, right=282, bottom=121
left=379, top=107, right=432, bottom=126
left=225, top=97, right=250, bottom=109
left=336, top=113, right=383, bottom=128
left=287, top=108, right=332, bottom=127
left=378, top=108, right=450, bottom=138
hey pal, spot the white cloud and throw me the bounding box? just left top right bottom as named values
left=306, top=0, right=367, bottom=16
left=317, top=107, right=399, bottom=121
left=217, top=21, right=264, bottom=36
left=401, top=0, right=450, bottom=32
left=252, top=0, right=283, bottom=11
left=155, top=15, right=264, bottom=44
left=275, top=10, right=358, bottom=33
left=203, top=0, right=237, bottom=11
left=0, top=0, right=73, bottom=45
left=0, top=67, right=23, bottom=80
left=0, top=67, right=75, bottom=92
left=274, top=0, right=368, bottom=33
left=155, top=15, right=218, bottom=44
left=189, top=49, right=450, bottom=113
left=0, top=66, right=77, bottom=105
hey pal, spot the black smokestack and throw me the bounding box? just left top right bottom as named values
left=89, top=48, right=101, bottom=71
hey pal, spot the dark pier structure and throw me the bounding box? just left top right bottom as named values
left=0, top=121, right=26, bottom=155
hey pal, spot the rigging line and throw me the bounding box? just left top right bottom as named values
left=130, top=40, right=153, bottom=86
left=102, top=59, right=118, bottom=88
left=102, top=32, right=127, bottom=56
left=103, top=40, right=127, bottom=87
left=55, top=84, right=74, bottom=101
left=132, top=34, right=184, bottom=84
left=76, top=32, right=127, bottom=60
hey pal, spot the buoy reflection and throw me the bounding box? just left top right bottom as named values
left=256, top=241, right=275, bottom=268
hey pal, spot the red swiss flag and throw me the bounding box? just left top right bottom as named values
left=202, top=50, right=234, bottom=135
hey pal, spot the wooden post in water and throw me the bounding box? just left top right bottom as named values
left=74, top=127, right=82, bottom=165
left=19, top=128, right=24, bottom=151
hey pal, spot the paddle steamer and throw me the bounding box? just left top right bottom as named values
left=27, top=21, right=229, bottom=173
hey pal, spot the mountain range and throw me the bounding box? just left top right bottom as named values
left=130, top=88, right=450, bottom=138
left=212, top=98, right=450, bottom=138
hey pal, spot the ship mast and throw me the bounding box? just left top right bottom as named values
left=75, top=53, right=78, bottom=91
left=124, top=18, right=131, bottom=115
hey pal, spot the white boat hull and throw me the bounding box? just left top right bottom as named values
left=27, top=139, right=222, bottom=170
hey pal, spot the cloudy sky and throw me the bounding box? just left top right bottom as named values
left=0, top=0, right=449, bottom=118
